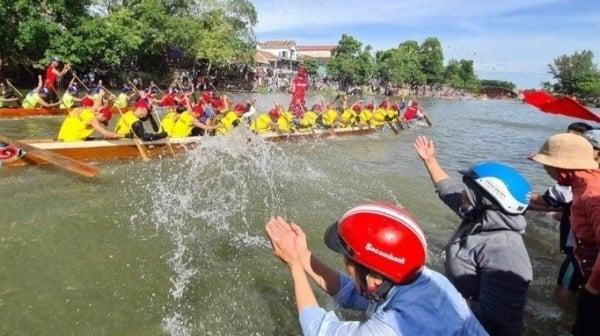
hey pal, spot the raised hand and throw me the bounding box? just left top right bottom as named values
left=413, top=135, right=436, bottom=161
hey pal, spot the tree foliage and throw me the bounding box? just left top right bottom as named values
left=0, top=0, right=257, bottom=82
left=547, top=50, right=600, bottom=97
left=327, top=34, right=374, bottom=89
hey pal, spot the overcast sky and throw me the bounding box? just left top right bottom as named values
left=251, top=0, right=600, bottom=88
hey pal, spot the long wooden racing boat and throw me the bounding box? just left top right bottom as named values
left=0, top=126, right=380, bottom=168
left=0, top=106, right=127, bottom=119
left=0, top=107, right=72, bottom=118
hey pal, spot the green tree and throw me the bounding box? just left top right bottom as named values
left=301, top=59, right=319, bottom=76
left=419, top=37, right=444, bottom=86
left=0, top=0, right=92, bottom=71
left=480, top=79, right=516, bottom=91
left=327, top=34, right=374, bottom=89
left=548, top=50, right=600, bottom=97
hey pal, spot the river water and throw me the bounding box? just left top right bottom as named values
left=1, top=93, right=597, bottom=335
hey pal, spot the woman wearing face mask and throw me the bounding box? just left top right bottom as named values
left=530, top=132, right=600, bottom=336
left=414, top=136, right=533, bottom=336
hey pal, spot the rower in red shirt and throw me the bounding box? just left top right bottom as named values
left=404, top=100, right=420, bottom=121
left=44, top=56, right=71, bottom=102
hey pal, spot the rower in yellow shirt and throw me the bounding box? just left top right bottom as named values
left=251, top=108, right=284, bottom=134
left=170, top=104, right=219, bottom=138
left=57, top=98, right=123, bottom=141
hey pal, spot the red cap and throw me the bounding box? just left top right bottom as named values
left=391, top=103, right=399, bottom=111
left=411, top=100, right=419, bottom=106
left=202, top=91, right=212, bottom=103
left=366, top=103, right=374, bottom=110
left=80, top=97, right=94, bottom=107
left=234, top=103, right=245, bottom=113
left=269, top=108, right=280, bottom=118
left=99, top=107, right=113, bottom=125
left=352, top=104, right=361, bottom=112
left=135, top=100, right=148, bottom=110
left=379, top=101, right=389, bottom=109
left=192, top=104, right=203, bottom=115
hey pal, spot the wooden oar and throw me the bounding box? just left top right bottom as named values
left=72, top=74, right=90, bottom=92
left=115, top=107, right=150, bottom=162
left=5, top=80, right=24, bottom=98
left=0, top=135, right=100, bottom=178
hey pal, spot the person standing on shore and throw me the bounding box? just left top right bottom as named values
left=414, top=135, right=533, bottom=336
left=265, top=202, right=488, bottom=335
left=529, top=132, right=600, bottom=336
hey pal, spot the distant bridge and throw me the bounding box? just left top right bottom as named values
left=480, top=86, right=519, bottom=98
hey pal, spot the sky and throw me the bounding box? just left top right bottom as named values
left=251, top=0, right=600, bottom=89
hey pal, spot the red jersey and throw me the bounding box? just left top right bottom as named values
left=45, top=65, right=57, bottom=89
left=159, top=93, right=176, bottom=107
left=291, top=76, right=308, bottom=101
left=404, top=106, right=418, bottom=120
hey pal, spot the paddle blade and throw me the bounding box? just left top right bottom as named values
left=0, top=135, right=101, bottom=178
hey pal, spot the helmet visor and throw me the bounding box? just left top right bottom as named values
left=324, top=222, right=354, bottom=257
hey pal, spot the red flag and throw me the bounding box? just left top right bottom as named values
left=521, top=90, right=600, bottom=123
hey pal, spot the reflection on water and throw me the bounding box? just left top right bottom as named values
left=0, top=95, right=584, bottom=335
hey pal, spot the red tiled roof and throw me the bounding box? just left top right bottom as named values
left=296, top=45, right=337, bottom=51
left=259, top=40, right=295, bottom=48
left=255, top=50, right=278, bottom=63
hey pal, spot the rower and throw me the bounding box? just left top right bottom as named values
left=114, top=84, right=135, bottom=109
left=251, top=108, right=283, bottom=134
left=60, top=79, right=82, bottom=109
left=57, top=98, right=123, bottom=142
left=169, top=103, right=219, bottom=138
left=0, top=81, right=20, bottom=108
left=215, top=103, right=246, bottom=135
left=114, top=100, right=168, bottom=141
left=21, top=75, right=60, bottom=109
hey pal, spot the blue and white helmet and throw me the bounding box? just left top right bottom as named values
left=461, top=162, right=531, bottom=215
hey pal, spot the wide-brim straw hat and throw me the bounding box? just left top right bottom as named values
left=529, top=133, right=598, bottom=169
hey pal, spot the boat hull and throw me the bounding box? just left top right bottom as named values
left=1, top=126, right=380, bottom=168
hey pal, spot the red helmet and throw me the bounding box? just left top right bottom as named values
left=269, top=108, right=280, bottom=118
left=366, top=103, right=374, bottom=110
left=324, top=202, right=427, bottom=284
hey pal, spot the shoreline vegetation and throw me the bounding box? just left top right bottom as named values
left=0, top=2, right=597, bottom=101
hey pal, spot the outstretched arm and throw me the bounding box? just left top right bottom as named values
left=413, top=135, right=449, bottom=185
left=290, top=223, right=342, bottom=296
left=266, top=217, right=319, bottom=313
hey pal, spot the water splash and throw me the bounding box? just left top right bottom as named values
left=136, top=128, right=294, bottom=335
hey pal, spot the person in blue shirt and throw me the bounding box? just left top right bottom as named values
left=265, top=201, right=488, bottom=336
